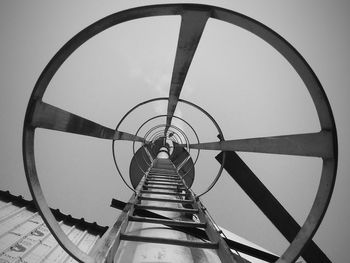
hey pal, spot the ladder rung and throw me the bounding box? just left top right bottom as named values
left=150, top=168, right=173, bottom=170
left=148, top=177, right=179, bottom=181
left=148, top=177, right=178, bottom=180
left=147, top=177, right=179, bottom=180
left=149, top=172, right=177, bottom=177
left=129, top=216, right=206, bottom=228
left=149, top=171, right=177, bottom=174
left=138, top=196, right=193, bottom=204
left=140, top=190, right=187, bottom=196
left=120, top=234, right=218, bottom=249
left=147, top=177, right=181, bottom=182
left=145, top=181, right=183, bottom=186
left=146, top=176, right=182, bottom=182
left=135, top=205, right=198, bottom=213
left=146, top=181, right=182, bottom=185
left=150, top=169, right=176, bottom=172
left=149, top=172, right=177, bottom=175
left=148, top=174, right=179, bottom=177
left=144, top=185, right=186, bottom=191
left=152, top=169, right=174, bottom=171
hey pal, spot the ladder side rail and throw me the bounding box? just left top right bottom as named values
left=89, top=167, right=150, bottom=263
left=195, top=200, right=248, bottom=263
left=173, top=161, right=246, bottom=263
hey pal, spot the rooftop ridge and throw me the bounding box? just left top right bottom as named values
left=0, top=189, right=108, bottom=235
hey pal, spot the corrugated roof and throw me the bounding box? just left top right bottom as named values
left=0, top=190, right=108, bottom=263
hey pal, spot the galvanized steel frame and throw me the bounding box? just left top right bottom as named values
left=23, top=3, right=337, bottom=263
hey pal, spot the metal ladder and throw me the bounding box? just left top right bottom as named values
left=112, top=158, right=246, bottom=263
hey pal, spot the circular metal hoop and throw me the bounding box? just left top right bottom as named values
left=150, top=129, right=182, bottom=144
left=144, top=124, right=189, bottom=147
left=142, top=124, right=196, bottom=181
left=23, top=4, right=337, bottom=263
left=131, top=114, right=200, bottom=181
left=112, top=97, right=225, bottom=195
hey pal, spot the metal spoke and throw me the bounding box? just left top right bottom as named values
left=165, top=8, right=210, bottom=133
left=28, top=100, right=144, bottom=142
left=186, top=131, right=333, bottom=158
left=216, top=151, right=332, bottom=263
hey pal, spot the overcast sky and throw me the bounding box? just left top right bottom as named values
left=0, top=1, right=349, bottom=262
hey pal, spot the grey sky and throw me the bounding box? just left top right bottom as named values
left=0, top=1, right=349, bottom=262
